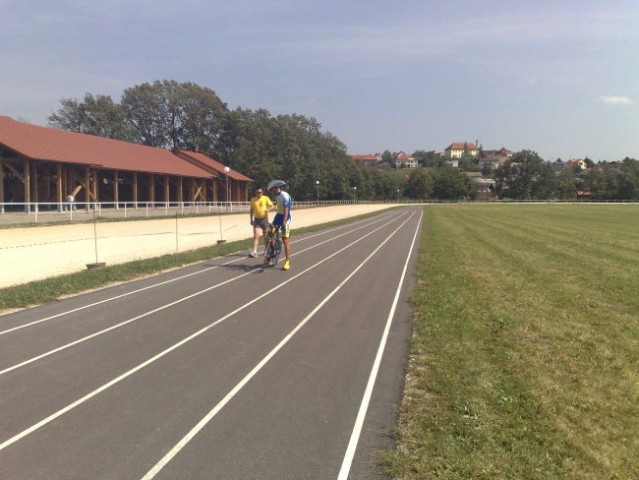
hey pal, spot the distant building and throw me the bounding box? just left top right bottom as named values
left=350, top=154, right=382, bottom=167
left=479, top=147, right=513, bottom=170
left=464, top=171, right=495, bottom=195
left=566, top=158, right=587, bottom=170
left=391, top=151, right=417, bottom=168
left=445, top=142, right=479, bottom=160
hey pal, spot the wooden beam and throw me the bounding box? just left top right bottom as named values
left=71, top=184, right=83, bottom=197
left=194, top=182, right=203, bottom=201
left=4, top=162, right=24, bottom=182
left=178, top=177, right=183, bottom=203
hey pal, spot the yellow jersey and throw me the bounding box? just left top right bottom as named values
left=250, top=195, right=273, bottom=219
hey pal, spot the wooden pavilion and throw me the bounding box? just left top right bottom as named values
left=0, top=116, right=251, bottom=210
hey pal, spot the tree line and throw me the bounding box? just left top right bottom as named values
left=49, top=80, right=638, bottom=202
left=491, top=151, right=639, bottom=201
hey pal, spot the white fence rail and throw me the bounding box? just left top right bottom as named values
left=0, top=200, right=372, bottom=226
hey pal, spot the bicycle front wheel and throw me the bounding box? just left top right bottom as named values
left=272, top=239, right=282, bottom=265
left=263, top=241, right=274, bottom=263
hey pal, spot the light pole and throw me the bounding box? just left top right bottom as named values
left=353, top=186, right=357, bottom=204
left=315, top=180, right=320, bottom=205
left=224, top=166, right=230, bottom=212
left=397, top=188, right=400, bottom=203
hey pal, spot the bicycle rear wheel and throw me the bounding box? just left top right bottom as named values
left=263, top=240, right=274, bottom=265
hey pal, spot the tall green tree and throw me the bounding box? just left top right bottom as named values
left=48, top=93, right=132, bottom=140
left=430, top=165, right=475, bottom=200
left=494, top=150, right=554, bottom=200
left=405, top=168, right=433, bottom=199
left=120, top=80, right=227, bottom=151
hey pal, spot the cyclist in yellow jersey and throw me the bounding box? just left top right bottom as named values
left=249, top=187, right=273, bottom=257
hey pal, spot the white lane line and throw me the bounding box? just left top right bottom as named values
left=0, top=213, right=401, bottom=376
left=140, top=211, right=417, bottom=480
left=0, top=212, right=394, bottom=337
left=0, top=212, right=410, bottom=452
left=337, top=209, right=423, bottom=480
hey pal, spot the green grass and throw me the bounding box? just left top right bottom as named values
left=381, top=204, right=639, bottom=479
left=0, top=209, right=394, bottom=311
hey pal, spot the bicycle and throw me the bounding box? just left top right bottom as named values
left=262, top=223, right=283, bottom=268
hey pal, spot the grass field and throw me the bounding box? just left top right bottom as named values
left=382, top=204, right=639, bottom=479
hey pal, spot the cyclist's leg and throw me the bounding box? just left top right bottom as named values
left=282, top=222, right=290, bottom=262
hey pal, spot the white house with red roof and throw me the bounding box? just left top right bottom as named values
left=392, top=151, right=417, bottom=168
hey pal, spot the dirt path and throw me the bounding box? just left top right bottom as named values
left=0, top=205, right=394, bottom=288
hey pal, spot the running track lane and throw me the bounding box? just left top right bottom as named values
left=0, top=206, right=422, bottom=479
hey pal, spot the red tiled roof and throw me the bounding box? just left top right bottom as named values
left=394, top=151, right=414, bottom=160
left=350, top=154, right=379, bottom=161
left=0, top=116, right=214, bottom=179
left=175, top=150, right=252, bottom=182
left=446, top=142, right=478, bottom=150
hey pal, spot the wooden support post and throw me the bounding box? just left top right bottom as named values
left=92, top=170, right=98, bottom=202
left=57, top=164, right=63, bottom=202
left=0, top=159, right=4, bottom=212
left=149, top=174, right=155, bottom=205
left=163, top=175, right=169, bottom=204
left=133, top=172, right=138, bottom=207
left=84, top=166, right=91, bottom=207
left=23, top=158, right=31, bottom=211
left=32, top=162, right=39, bottom=205
left=0, top=159, right=4, bottom=202
left=113, top=171, right=119, bottom=205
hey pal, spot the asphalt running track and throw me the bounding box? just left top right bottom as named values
left=0, top=206, right=422, bottom=479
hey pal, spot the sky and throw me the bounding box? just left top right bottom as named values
left=1, top=0, right=638, bottom=162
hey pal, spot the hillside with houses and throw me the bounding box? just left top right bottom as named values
left=350, top=142, right=639, bottom=201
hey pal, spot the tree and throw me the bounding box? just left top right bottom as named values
left=430, top=165, right=475, bottom=200
left=216, top=107, right=352, bottom=200
left=48, top=93, right=132, bottom=140
left=404, top=168, right=433, bottom=199
left=494, top=150, right=552, bottom=200
left=121, top=80, right=227, bottom=151
left=556, top=169, right=578, bottom=200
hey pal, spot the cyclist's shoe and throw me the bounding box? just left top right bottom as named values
left=248, top=251, right=257, bottom=258
left=282, top=260, right=290, bottom=271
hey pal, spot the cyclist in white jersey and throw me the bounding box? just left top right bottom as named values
left=266, top=179, right=291, bottom=271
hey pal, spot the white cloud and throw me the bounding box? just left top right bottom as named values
left=600, top=96, right=633, bottom=105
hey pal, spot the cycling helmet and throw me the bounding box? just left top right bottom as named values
left=267, top=179, right=286, bottom=190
